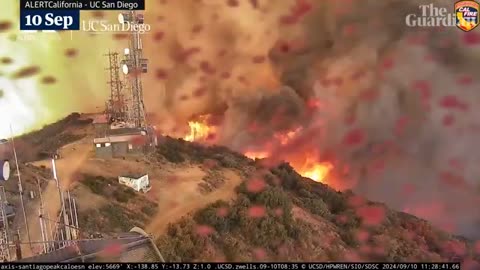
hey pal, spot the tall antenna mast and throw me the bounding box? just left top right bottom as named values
left=9, top=126, right=32, bottom=252
left=105, top=51, right=128, bottom=123
left=119, top=11, right=148, bottom=129
left=36, top=178, right=50, bottom=253
left=51, top=158, right=71, bottom=246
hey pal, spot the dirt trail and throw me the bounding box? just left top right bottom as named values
left=146, top=170, right=242, bottom=238
left=26, top=137, right=244, bottom=244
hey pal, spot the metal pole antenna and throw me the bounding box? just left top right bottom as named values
left=37, top=178, right=48, bottom=253
left=51, top=159, right=70, bottom=246
left=9, top=125, right=32, bottom=251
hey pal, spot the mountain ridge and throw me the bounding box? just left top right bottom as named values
left=5, top=113, right=480, bottom=266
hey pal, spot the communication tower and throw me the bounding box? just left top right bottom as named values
left=105, top=52, right=129, bottom=123
left=119, top=11, right=149, bottom=128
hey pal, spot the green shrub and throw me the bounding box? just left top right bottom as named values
left=82, top=176, right=108, bottom=195
left=270, top=163, right=302, bottom=191
left=256, top=187, right=291, bottom=209
left=339, top=229, right=358, bottom=247
left=300, top=198, right=331, bottom=217
left=157, top=138, right=186, bottom=163
left=157, top=218, right=207, bottom=262
left=195, top=201, right=232, bottom=233
left=99, top=204, right=133, bottom=231
left=141, top=205, right=157, bottom=216
left=113, top=190, right=129, bottom=203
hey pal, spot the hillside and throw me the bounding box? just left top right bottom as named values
left=5, top=114, right=480, bottom=266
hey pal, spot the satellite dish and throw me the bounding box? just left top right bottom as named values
left=118, top=13, right=125, bottom=24
left=1, top=160, right=10, bottom=181
left=124, top=48, right=130, bottom=55
left=122, top=64, right=129, bottom=75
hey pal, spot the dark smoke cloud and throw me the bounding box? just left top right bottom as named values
left=142, top=0, right=480, bottom=239
left=261, top=0, right=480, bottom=239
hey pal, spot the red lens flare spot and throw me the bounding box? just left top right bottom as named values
left=394, top=116, right=409, bottom=137
left=474, top=241, right=480, bottom=255
left=456, top=75, right=473, bottom=86
left=359, top=88, right=379, bottom=102
left=247, top=205, right=266, bottom=218
left=442, top=114, right=455, bottom=127
left=227, top=0, right=239, bottom=7
left=102, top=243, right=123, bottom=256
left=356, top=206, right=385, bottom=226
left=411, top=80, right=431, bottom=100
left=156, top=69, right=168, bottom=80
left=195, top=225, right=215, bottom=236
left=153, top=31, right=164, bottom=41
left=252, top=248, right=267, bottom=260
left=348, top=195, right=366, bottom=208
left=463, top=32, right=480, bottom=45
left=217, top=207, right=229, bottom=217
left=246, top=178, right=266, bottom=193
left=402, top=183, right=416, bottom=196
left=342, top=128, right=366, bottom=146
left=382, top=58, right=394, bottom=70
left=252, top=55, right=266, bottom=64
left=65, top=48, right=78, bottom=57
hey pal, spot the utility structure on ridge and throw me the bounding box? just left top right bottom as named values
left=93, top=10, right=157, bottom=159
left=119, top=11, right=148, bottom=129
left=105, top=52, right=129, bottom=124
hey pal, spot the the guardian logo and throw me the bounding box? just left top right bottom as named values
left=405, top=4, right=457, bottom=27
left=82, top=20, right=151, bottom=34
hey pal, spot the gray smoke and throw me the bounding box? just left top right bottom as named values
left=142, top=0, right=480, bottom=239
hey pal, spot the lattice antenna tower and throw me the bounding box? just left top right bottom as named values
left=105, top=51, right=128, bottom=123
left=0, top=187, right=11, bottom=261
left=119, top=11, right=149, bottom=128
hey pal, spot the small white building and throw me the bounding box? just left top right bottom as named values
left=118, top=174, right=151, bottom=193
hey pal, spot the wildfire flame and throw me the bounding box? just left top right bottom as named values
left=183, top=119, right=215, bottom=142
left=244, top=151, right=270, bottom=160
left=183, top=117, right=334, bottom=184
left=244, top=151, right=334, bottom=184
left=300, top=161, right=334, bottom=183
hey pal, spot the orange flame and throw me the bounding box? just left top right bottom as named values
left=300, top=161, right=334, bottom=183
left=183, top=116, right=216, bottom=142
left=244, top=150, right=334, bottom=183
left=244, top=151, right=270, bottom=160
left=184, top=119, right=334, bottom=184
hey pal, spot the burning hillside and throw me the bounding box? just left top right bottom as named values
left=181, top=115, right=335, bottom=185
left=142, top=0, right=480, bottom=240
left=2, top=0, right=480, bottom=246
left=5, top=114, right=480, bottom=266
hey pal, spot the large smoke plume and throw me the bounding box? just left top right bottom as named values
left=141, top=0, right=480, bottom=239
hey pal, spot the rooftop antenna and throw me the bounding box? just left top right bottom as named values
left=9, top=125, right=32, bottom=252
